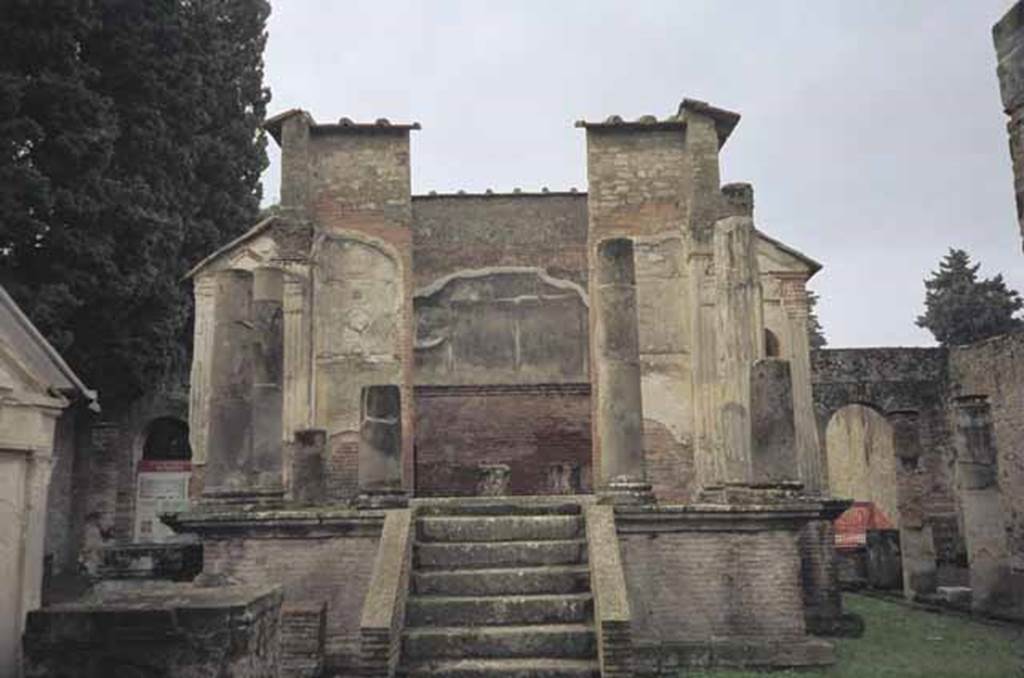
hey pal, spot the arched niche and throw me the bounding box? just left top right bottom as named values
left=825, top=403, right=900, bottom=525
left=134, top=417, right=192, bottom=543
left=764, top=328, right=781, bottom=358
left=142, top=417, right=193, bottom=461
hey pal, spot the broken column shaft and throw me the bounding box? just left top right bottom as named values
left=357, top=385, right=406, bottom=507
left=204, top=270, right=255, bottom=496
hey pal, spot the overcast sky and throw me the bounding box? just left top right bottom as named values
left=260, top=0, right=1022, bottom=348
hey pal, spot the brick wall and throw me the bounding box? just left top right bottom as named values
left=414, top=384, right=592, bottom=496
left=202, top=535, right=379, bottom=673
left=411, top=193, right=588, bottom=289
left=620, top=530, right=806, bottom=643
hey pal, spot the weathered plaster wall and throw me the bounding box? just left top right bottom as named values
left=414, top=270, right=589, bottom=387
left=825, top=404, right=900, bottom=524
left=410, top=195, right=592, bottom=495
left=950, top=332, right=1024, bottom=568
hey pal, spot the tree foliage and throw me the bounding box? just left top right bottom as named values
left=916, top=248, right=1023, bottom=346
left=807, top=290, right=827, bottom=349
left=0, top=0, right=270, bottom=410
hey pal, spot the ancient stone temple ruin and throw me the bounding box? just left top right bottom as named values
left=24, top=99, right=851, bottom=677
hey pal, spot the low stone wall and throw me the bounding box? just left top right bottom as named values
left=23, top=583, right=282, bottom=678
left=615, top=504, right=834, bottom=674
left=169, top=507, right=384, bottom=674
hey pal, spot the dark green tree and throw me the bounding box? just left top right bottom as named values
left=0, top=0, right=117, bottom=352
left=916, top=248, right=1023, bottom=346
left=808, top=290, right=827, bottom=349
left=0, top=0, right=270, bottom=409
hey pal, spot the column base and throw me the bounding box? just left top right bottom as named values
left=356, top=488, right=409, bottom=509
left=599, top=478, right=654, bottom=505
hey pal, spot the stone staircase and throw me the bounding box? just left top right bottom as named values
left=397, top=501, right=600, bottom=677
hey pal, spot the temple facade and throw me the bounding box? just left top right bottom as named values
left=24, top=99, right=852, bottom=677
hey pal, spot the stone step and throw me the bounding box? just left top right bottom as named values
left=414, top=565, right=590, bottom=596
left=415, top=540, right=587, bottom=570
left=406, top=593, right=592, bottom=626
left=414, top=500, right=582, bottom=517
left=417, top=515, right=583, bottom=543
left=397, top=657, right=600, bottom=677
left=402, top=623, right=596, bottom=660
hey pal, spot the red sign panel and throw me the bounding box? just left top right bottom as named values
left=138, top=459, right=192, bottom=473
left=834, top=501, right=894, bottom=550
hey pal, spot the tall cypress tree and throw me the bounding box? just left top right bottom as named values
left=0, top=0, right=270, bottom=410
left=0, top=0, right=117, bottom=351
left=916, top=248, right=1023, bottom=346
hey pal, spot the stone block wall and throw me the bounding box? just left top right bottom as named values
left=413, top=384, right=592, bottom=496
left=23, top=584, right=282, bottom=678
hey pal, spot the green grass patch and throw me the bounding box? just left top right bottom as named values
left=687, top=594, right=1023, bottom=678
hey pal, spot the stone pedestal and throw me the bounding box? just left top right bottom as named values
left=357, top=385, right=407, bottom=508
left=900, top=525, right=938, bottom=600
left=592, top=239, right=651, bottom=503
left=289, top=429, right=327, bottom=505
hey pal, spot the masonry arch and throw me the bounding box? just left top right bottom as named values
left=133, top=416, right=192, bottom=543
left=824, top=403, right=900, bottom=526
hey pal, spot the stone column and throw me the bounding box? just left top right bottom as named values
left=593, top=238, right=651, bottom=502
left=251, top=268, right=285, bottom=495
left=203, top=269, right=254, bottom=498
left=685, top=113, right=725, bottom=493
left=357, top=385, right=406, bottom=507
left=282, top=270, right=311, bottom=441
left=887, top=409, right=937, bottom=599
left=953, top=395, right=1011, bottom=613
left=781, top=277, right=826, bottom=495
left=712, top=216, right=764, bottom=486
left=189, top=275, right=217, bottom=466
left=994, top=2, right=1024, bottom=252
